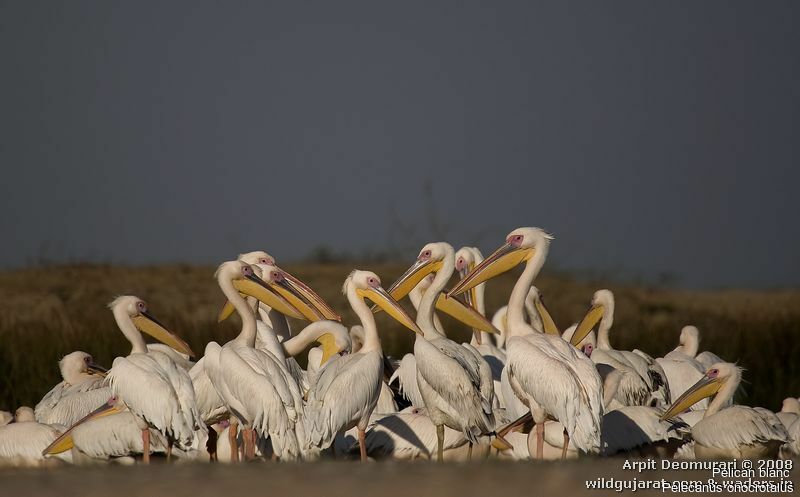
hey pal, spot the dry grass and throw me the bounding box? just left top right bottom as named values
left=1, top=263, right=798, bottom=411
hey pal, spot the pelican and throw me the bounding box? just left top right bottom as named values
left=44, top=296, right=200, bottom=464
left=304, top=270, right=422, bottom=461
left=34, top=351, right=111, bottom=426
left=661, top=363, right=790, bottom=459
left=203, top=261, right=337, bottom=461
left=449, top=227, right=604, bottom=459
left=387, top=242, right=499, bottom=462
left=0, top=407, right=70, bottom=467
left=217, top=250, right=342, bottom=335
left=67, top=410, right=207, bottom=463
left=569, top=289, right=670, bottom=407
left=455, top=246, right=506, bottom=365
left=656, top=327, right=719, bottom=411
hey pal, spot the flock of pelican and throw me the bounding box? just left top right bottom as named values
left=0, top=227, right=797, bottom=466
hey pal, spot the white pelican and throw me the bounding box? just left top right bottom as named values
left=304, top=270, right=422, bottom=461
left=450, top=227, right=604, bottom=459
left=386, top=242, right=500, bottom=461
left=389, top=353, right=425, bottom=408
left=0, top=407, right=70, bottom=467
left=44, top=296, right=200, bottom=464
left=203, top=261, right=336, bottom=461
left=67, top=410, right=206, bottom=463
left=569, top=289, right=670, bottom=407
left=661, top=363, right=790, bottom=459
left=656, top=327, right=718, bottom=411
left=456, top=246, right=507, bottom=368
left=34, top=351, right=110, bottom=426
left=664, top=325, right=700, bottom=360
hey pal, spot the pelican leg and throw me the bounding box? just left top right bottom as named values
left=561, top=428, right=569, bottom=460
left=166, top=439, right=173, bottom=462
left=536, top=423, right=544, bottom=460
left=436, top=424, right=444, bottom=462
left=358, top=427, right=368, bottom=462
left=206, top=425, right=218, bottom=462
left=244, top=428, right=256, bottom=461
left=142, top=429, right=150, bottom=464
left=468, top=441, right=473, bottom=461
left=228, top=420, right=240, bottom=463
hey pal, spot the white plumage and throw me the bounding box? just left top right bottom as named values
left=35, top=351, right=110, bottom=427
left=0, top=407, right=70, bottom=467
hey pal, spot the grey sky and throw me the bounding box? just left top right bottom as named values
left=0, top=1, right=798, bottom=288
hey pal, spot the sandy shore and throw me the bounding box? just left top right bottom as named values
left=1, top=459, right=796, bottom=497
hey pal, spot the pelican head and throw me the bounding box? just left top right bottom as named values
left=386, top=242, right=450, bottom=300
left=314, top=322, right=352, bottom=364
left=345, top=270, right=422, bottom=335
left=15, top=406, right=35, bottom=422
left=569, top=289, right=615, bottom=347
left=232, top=251, right=340, bottom=322
left=678, top=325, right=700, bottom=356
left=455, top=246, right=482, bottom=311
left=256, top=263, right=339, bottom=322
left=448, top=227, right=553, bottom=298
left=387, top=243, right=498, bottom=334
left=59, top=351, right=107, bottom=384
left=781, top=397, right=800, bottom=414
left=661, top=363, right=742, bottom=419
left=110, top=296, right=195, bottom=357
left=238, top=250, right=276, bottom=266
left=455, top=246, right=481, bottom=278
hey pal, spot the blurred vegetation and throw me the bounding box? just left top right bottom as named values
left=1, top=263, right=798, bottom=412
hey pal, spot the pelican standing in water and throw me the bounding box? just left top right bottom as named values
left=387, top=242, right=498, bottom=461
left=661, top=363, right=789, bottom=459
left=304, top=270, right=422, bottom=461
left=44, top=296, right=199, bottom=463
left=450, top=228, right=604, bottom=459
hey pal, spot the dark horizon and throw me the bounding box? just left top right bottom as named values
left=1, top=2, right=798, bottom=289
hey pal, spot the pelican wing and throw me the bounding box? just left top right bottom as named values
left=506, top=335, right=602, bottom=453
left=107, top=353, right=198, bottom=448
left=189, top=356, right=228, bottom=425
left=304, top=351, right=383, bottom=450
left=35, top=378, right=111, bottom=426
left=216, top=345, right=300, bottom=458
left=601, top=406, right=689, bottom=455
left=693, top=406, right=790, bottom=450
left=388, top=354, right=425, bottom=408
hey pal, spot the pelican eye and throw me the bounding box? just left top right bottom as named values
left=242, top=265, right=253, bottom=277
